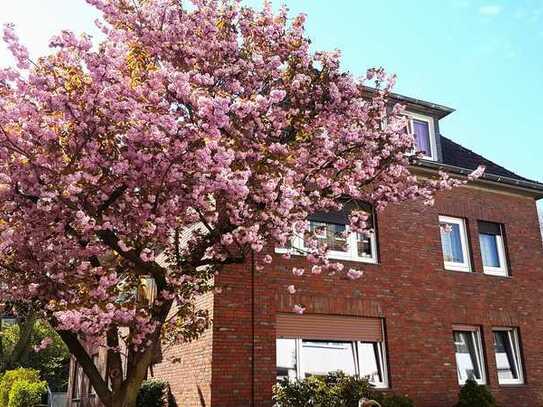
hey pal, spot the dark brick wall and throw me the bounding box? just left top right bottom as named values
left=178, top=185, right=543, bottom=407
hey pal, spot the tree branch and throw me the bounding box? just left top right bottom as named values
left=97, top=185, right=127, bottom=215
left=106, top=326, right=123, bottom=394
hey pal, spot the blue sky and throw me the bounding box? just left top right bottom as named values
left=1, top=0, right=542, bottom=189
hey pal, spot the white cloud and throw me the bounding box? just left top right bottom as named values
left=479, top=4, right=503, bottom=16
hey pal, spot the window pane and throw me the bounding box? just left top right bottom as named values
left=276, top=338, right=297, bottom=381
left=494, top=331, right=519, bottom=381
left=454, top=331, right=482, bottom=382
left=441, top=223, right=465, bottom=263
left=301, top=340, right=357, bottom=377
left=413, top=119, right=431, bottom=156
left=480, top=234, right=501, bottom=268
left=359, top=342, right=382, bottom=383
left=357, top=233, right=372, bottom=258
left=309, top=222, right=347, bottom=252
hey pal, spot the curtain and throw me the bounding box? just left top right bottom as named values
left=441, top=223, right=464, bottom=263
left=480, top=234, right=500, bottom=267
left=413, top=119, right=431, bottom=155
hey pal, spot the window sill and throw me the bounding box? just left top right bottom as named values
left=483, top=273, right=511, bottom=279
left=417, top=155, right=437, bottom=162
left=459, top=381, right=487, bottom=387
left=275, top=248, right=378, bottom=265
left=444, top=265, right=472, bottom=273
left=498, top=382, right=526, bottom=388
left=483, top=268, right=510, bottom=278
left=371, top=384, right=390, bottom=390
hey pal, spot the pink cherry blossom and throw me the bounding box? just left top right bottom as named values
left=468, top=165, right=486, bottom=181
left=34, top=337, right=53, bottom=352
left=287, top=285, right=296, bottom=294
left=292, top=267, right=305, bottom=277
left=347, top=269, right=364, bottom=280
left=311, top=265, right=323, bottom=275
left=293, top=304, right=306, bottom=315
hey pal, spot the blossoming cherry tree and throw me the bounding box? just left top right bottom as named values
left=0, top=0, right=482, bottom=405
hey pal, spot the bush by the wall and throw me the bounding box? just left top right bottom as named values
left=273, top=371, right=374, bottom=407
left=7, top=380, right=47, bottom=407
left=136, top=379, right=176, bottom=407
left=0, top=368, right=41, bottom=406
left=373, top=393, right=415, bottom=407
left=455, top=378, right=497, bottom=407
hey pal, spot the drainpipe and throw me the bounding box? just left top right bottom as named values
left=251, top=250, right=256, bottom=407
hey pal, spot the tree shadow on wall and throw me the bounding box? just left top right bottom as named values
left=197, top=385, right=206, bottom=407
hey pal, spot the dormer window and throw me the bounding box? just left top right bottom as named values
left=405, top=112, right=438, bottom=161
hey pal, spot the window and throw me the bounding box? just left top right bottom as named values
left=478, top=221, right=508, bottom=276
left=277, top=338, right=298, bottom=380
left=453, top=327, right=486, bottom=385
left=309, top=222, right=347, bottom=252
left=304, top=220, right=377, bottom=262
left=493, top=328, right=524, bottom=384
left=276, top=314, right=388, bottom=388
left=439, top=216, right=471, bottom=272
left=276, top=338, right=388, bottom=388
left=277, top=203, right=378, bottom=263
left=302, top=340, right=358, bottom=377
left=405, top=113, right=437, bottom=160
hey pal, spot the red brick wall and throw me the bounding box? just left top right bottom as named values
left=202, top=185, right=543, bottom=407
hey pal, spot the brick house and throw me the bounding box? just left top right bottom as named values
left=67, top=93, right=543, bottom=407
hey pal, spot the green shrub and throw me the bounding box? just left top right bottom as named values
left=455, top=378, right=497, bottom=407
left=273, top=371, right=374, bottom=407
left=136, top=379, right=175, bottom=407
left=0, top=368, right=41, bottom=406
left=373, top=393, right=415, bottom=407
left=0, top=321, right=70, bottom=392
left=7, top=380, right=47, bottom=407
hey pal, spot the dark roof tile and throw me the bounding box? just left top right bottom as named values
left=440, top=136, right=536, bottom=183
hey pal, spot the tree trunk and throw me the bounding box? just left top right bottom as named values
left=109, top=336, right=157, bottom=407
left=111, top=380, right=141, bottom=407
left=7, top=313, right=36, bottom=369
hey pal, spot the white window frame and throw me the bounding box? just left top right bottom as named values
left=493, top=327, right=524, bottom=385
left=453, top=327, right=487, bottom=385
left=439, top=216, right=472, bottom=272
left=479, top=225, right=508, bottom=277
left=405, top=112, right=438, bottom=161
left=276, top=223, right=378, bottom=264
left=277, top=336, right=389, bottom=389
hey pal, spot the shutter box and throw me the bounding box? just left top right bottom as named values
left=308, top=201, right=374, bottom=226
left=277, top=313, right=383, bottom=342
left=478, top=221, right=502, bottom=235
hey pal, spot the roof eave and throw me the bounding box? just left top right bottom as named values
left=360, top=86, right=455, bottom=119
left=413, top=160, right=543, bottom=200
